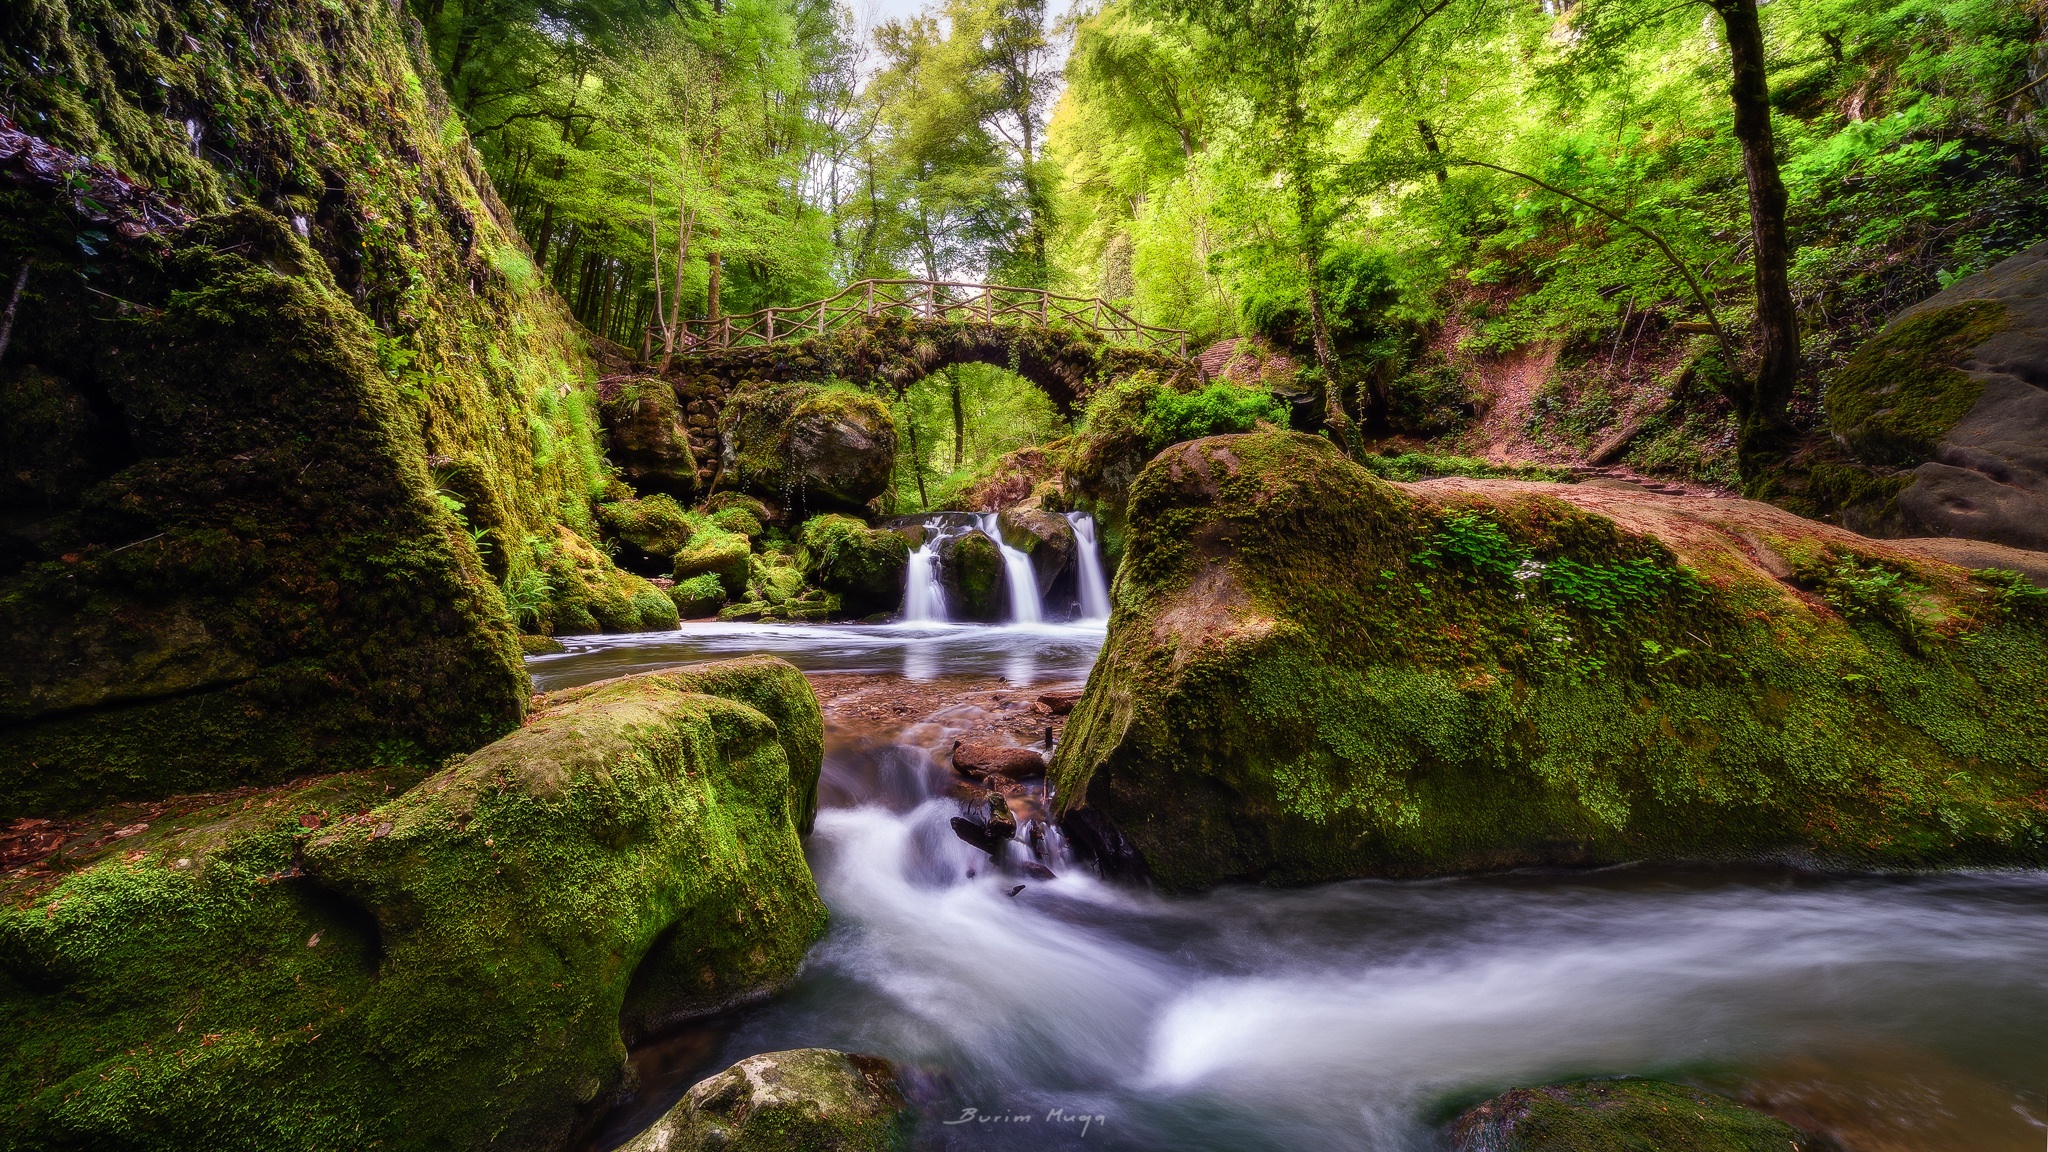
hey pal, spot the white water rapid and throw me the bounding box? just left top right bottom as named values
left=1064, top=511, right=1111, bottom=622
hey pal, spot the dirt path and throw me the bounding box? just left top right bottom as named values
left=1474, top=341, right=1563, bottom=465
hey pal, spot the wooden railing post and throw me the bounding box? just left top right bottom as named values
left=765, top=310, right=775, bottom=343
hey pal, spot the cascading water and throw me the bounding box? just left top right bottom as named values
left=1064, top=511, right=1112, bottom=622
left=901, top=532, right=948, bottom=622
left=980, top=513, right=1044, bottom=624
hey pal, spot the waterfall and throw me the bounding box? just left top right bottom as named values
left=901, top=532, right=948, bottom=622
left=1064, top=511, right=1111, bottom=622
left=980, top=513, right=1043, bottom=625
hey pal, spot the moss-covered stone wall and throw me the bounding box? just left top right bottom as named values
left=1052, top=432, right=2048, bottom=890
left=0, top=0, right=634, bottom=813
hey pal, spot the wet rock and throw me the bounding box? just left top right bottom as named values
left=1019, top=860, right=1057, bottom=881
left=599, top=376, right=698, bottom=500
left=952, top=739, right=1046, bottom=779
left=719, top=381, right=897, bottom=515
left=950, top=815, right=1003, bottom=856
left=619, top=1048, right=910, bottom=1152
left=0, top=658, right=828, bottom=1152
left=936, top=530, right=1005, bottom=622
left=1036, top=688, right=1083, bottom=715
left=997, top=497, right=1076, bottom=596
left=800, top=514, right=910, bottom=617
left=1448, top=1078, right=1814, bottom=1152
left=1050, top=431, right=2048, bottom=891
left=518, top=634, right=566, bottom=656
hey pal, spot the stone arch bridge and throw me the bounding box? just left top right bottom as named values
left=618, top=279, right=1198, bottom=496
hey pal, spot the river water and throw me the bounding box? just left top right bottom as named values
left=541, top=623, right=2048, bottom=1152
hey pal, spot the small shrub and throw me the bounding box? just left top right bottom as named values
left=1411, top=512, right=1528, bottom=581
left=1139, top=383, right=1288, bottom=453
left=1975, top=568, right=2048, bottom=620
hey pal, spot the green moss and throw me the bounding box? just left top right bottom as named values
left=944, top=531, right=1006, bottom=622
left=1827, top=300, right=2007, bottom=465
left=798, top=514, right=909, bottom=617
left=674, top=528, right=753, bottom=598
left=619, top=1049, right=910, bottom=1152
left=1360, top=452, right=1578, bottom=484
left=0, top=657, right=828, bottom=1152
left=598, top=493, right=698, bottom=558
left=1051, top=431, right=2048, bottom=890
left=708, top=505, right=765, bottom=539
left=1450, top=1079, right=1810, bottom=1152
left=632, top=587, right=681, bottom=631
left=669, top=573, right=726, bottom=619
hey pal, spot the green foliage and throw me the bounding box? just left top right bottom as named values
left=1411, top=512, right=1527, bottom=581
left=1360, top=453, right=1574, bottom=483
left=1975, top=569, right=2048, bottom=621
left=1138, top=382, right=1287, bottom=452
left=1543, top=555, right=1697, bottom=621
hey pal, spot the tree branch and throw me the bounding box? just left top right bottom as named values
left=0, top=261, right=30, bottom=366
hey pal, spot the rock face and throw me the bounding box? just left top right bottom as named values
left=1826, top=241, right=2048, bottom=550
left=619, top=1049, right=910, bottom=1152
left=997, top=499, right=1077, bottom=596
left=1050, top=432, right=2048, bottom=891
left=937, top=530, right=1006, bottom=622
left=719, top=382, right=897, bottom=515
left=800, top=514, right=910, bottom=617
left=599, top=377, right=699, bottom=501
left=1449, top=1079, right=1812, bottom=1152
left=0, top=657, right=828, bottom=1152
left=0, top=0, right=638, bottom=815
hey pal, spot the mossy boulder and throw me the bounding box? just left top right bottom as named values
left=1822, top=240, right=2048, bottom=549
left=619, top=1049, right=911, bottom=1152
left=719, top=382, right=898, bottom=515
left=599, top=376, right=698, bottom=501
left=0, top=0, right=634, bottom=813
left=997, top=498, right=1076, bottom=596
left=597, top=492, right=698, bottom=575
left=938, top=529, right=1007, bottom=622
left=675, top=528, right=753, bottom=599
left=1050, top=432, right=2048, bottom=890
left=1448, top=1079, right=1813, bottom=1152
left=670, top=573, right=727, bottom=619
left=800, top=514, right=911, bottom=616
left=710, top=504, right=767, bottom=540
left=536, top=526, right=677, bottom=634
left=0, top=657, right=829, bottom=1152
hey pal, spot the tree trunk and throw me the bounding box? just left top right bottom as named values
left=905, top=408, right=929, bottom=510
left=1417, top=120, right=1447, bottom=184
left=950, top=368, right=965, bottom=471
left=1712, top=0, right=1799, bottom=475
left=1283, top=103, right=1359, bottom=458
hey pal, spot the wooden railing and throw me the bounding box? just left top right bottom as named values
left=677, top=278, right=1190, bottom=356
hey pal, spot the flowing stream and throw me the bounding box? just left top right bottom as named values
left=539, top=624, right=2048, bottom=1152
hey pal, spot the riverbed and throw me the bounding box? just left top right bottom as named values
left=543, top=622, right=2048, bottom=1152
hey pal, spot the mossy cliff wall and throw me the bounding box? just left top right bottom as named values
left=0, top=0, right=626, bottom=814
left=1051, top=432, right=2048, bottom=890
left=0, top=656, right=828, bottom=1152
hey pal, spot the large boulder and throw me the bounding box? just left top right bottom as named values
left=1824, top=241, right=2048, bottom=550
left=800, top=514, right=910, bottom=617
left=937, top=529, right=1006, bottom=622
left=719, top=382, right=897, bottom=515
left=0, top=657, right=828, bottom=1152
left=1050, top=432, right=2048, bottom=890
left=1449, top=1079, right=1812, bottom=1152
left=619, top=1049, right=910, bottom=1152
left=599, top=377, right=699, bottom=501
left=996, top=498, right=1076, bottom=597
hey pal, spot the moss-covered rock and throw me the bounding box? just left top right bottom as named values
left=619, top=1049, right=910, bottom=1152
left=938, top=529, right=1007, bottom=622
left=1815, top=241, right=2048, bottom=549
left=718, top=381, right=898, bottom=515
left=1051, top=432, right=2048, bottom=890
left=1448, top=1079, right=1813, bottom=1152
left=0, top=656, right=828, bottom=1152
left=675, top=528, right=753, bottom=599
left=800, top=514, right=910, bottom=617
left=670, top=573, right=727, bottom=619
left=599, top=376, right=698, bottom=501
left=0, top=0, right=638, bottom=812
left=597, top=493, right=698, bottom=574
left=710, top=504, right=767, bottom=540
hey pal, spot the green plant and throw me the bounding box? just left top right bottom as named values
left=1410, top=512, right=1527, bottom=581
left=502, top=567, right=555, bottom=631
left=1138, top=383, right=1289, bottom=453
left=1973, top=568, right=2048, bottom=620
left=1542, top=555, right=1695, bottom=621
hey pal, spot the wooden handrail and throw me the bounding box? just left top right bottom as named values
left=676, top=278, right=1192, bottom=355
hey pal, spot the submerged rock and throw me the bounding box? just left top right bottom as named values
left=619, top=1048, right=910, bottom=1152
left=937, top=530, right=1006, bottom=622
left=719, top=382, right=897, bottom=515
left=1050, top=431, right=2048, bottom=890
left=599, top=377, right=698, bottom=501
left=0, top=657, right=828, bottom=1152
left=799, top=514, right=910, bottom=617
left=1449, top=1079, right=1812, bottom=1152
